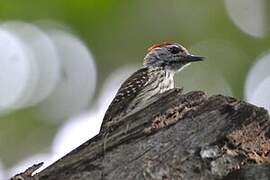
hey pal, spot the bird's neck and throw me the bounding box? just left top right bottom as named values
left=148, top=66, right=175, bottom=92
left=163, top=69, right=175, bottom=90
left=149, top=66, right=176, bottom=78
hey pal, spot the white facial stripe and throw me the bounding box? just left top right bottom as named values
left=153, top=48, right=162, bottom=58
left=167, top=44, right=189, bottom=54
left=168, top=45, right=179, bottom=48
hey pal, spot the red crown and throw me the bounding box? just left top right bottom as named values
left=147, top=41, right=174, bottom=52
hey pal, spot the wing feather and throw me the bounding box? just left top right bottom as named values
left=101, top=67, right=150, bottom=130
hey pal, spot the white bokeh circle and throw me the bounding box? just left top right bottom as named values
left=245, top=51, right=270, bottom=111
left=1, top=22, right=61, bottom=107
left=249, top=77, right=270, bottom=111
left=245, top=52, right=270, bottom=100
left=37, top=29, right=96, bottom=121
left=224, top=0, right=267, bottom=38
left=0, top=28, right=37, bottom=112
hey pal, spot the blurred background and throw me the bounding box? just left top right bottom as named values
left=0, top=0, right=269, bottom=178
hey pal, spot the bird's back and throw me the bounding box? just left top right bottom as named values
left=101, top=66, right=174, bottom=132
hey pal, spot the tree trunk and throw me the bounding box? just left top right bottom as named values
left=12, top=89, right=270, bottom=180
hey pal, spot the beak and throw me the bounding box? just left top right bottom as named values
left=183, top=55, right=205, bottom=63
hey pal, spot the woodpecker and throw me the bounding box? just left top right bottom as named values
left=101, top=41, right=204, bottom=132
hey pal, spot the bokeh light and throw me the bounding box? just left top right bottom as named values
left=6, top=65, right=137, bottom=178
left=245, top=51, right=270, bottom=111
left=0, top=20, right=97, bottom=179
left=0, top=28, right=36, bottom=112
left=224, top=0, right=267, bottom=38
left=0, top=162, right=5, bottom=179
left=37, top=28, right=96, bottom=122
left=0, top=0, right=269, bottom=179
left=245, top=52, right=270, bottom=99
left=1, top=22, right=61, bottom=109
left=249, top=77, right=270, bottom=111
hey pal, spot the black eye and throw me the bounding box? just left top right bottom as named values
left=169, top=46, right=180, bottom=54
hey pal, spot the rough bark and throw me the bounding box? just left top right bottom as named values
left=12, top=89, right=270, bottom=180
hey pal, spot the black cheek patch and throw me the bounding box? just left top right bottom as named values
left=169, top=46, right=181, bottom=54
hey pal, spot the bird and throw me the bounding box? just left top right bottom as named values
left=101, top=41, right=204, bottom=133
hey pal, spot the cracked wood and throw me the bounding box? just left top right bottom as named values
left=12, top=89, right=270, bottom=180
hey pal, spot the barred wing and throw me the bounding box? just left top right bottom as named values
left=101, top=67, right=150, bottom=131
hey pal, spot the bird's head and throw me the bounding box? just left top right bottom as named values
left=143, top=41, right=204, bottom=72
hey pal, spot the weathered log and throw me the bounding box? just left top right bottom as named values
left=12, top=89, right=270, bottom=180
